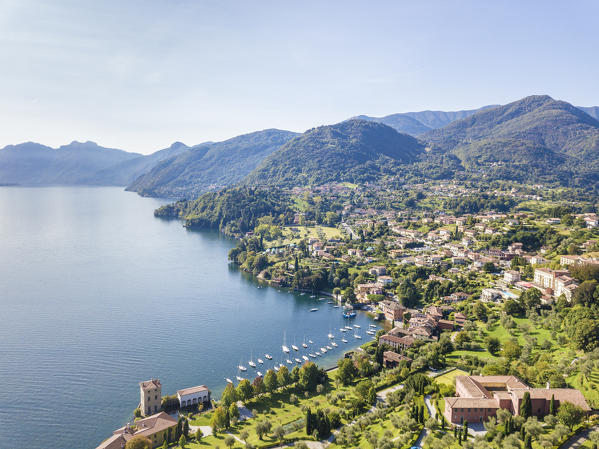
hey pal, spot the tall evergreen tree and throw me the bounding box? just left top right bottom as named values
left=520, top=392, right=532, bottom=418
left=549, top=394, right=556, bottom=415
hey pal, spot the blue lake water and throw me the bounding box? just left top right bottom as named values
left=0, top=186, right=379, bottom=449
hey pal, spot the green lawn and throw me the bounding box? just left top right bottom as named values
left=567, top=369, right=599, bottom=408
left=433, top=369, right=469, bottom=386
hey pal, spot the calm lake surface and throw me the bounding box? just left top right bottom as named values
left=0, top=186, right=379, bottom=449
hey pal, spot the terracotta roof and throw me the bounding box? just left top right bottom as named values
left=96, top=434, right=126, bottom=449
left=445, top=397, right=499, bottom=408
left=177, top=385, right=210, bottom=397
left=139, top=379, right=161, bottom=391
left=470, top=375, right=527, bottom=390
left=130, top=411, right=177, bottom=438
left=456, top=376, right=491, bottom=398
left=513, top=388, right=591, bottom=411
left=383, top=351, right=412, bottom=363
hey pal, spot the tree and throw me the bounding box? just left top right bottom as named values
left=178, top=435, right=187, bottom=448
left=524, top=434, right=532, bottom=449
left=210, top=406, right=229, bottom=433
left=571, top=319, right=599, bottom=351
left=549, top=394, right=556, bottom=415
left=274, top=425, right=286, bottom=442
left=224, top=435, right=235, bottom=449
left=502, top=339, right=522, bottom=361
left=520, top=392, right=532, bottom=419
left=183, top=418, right=189, bottom=438
left=397, top=279, right=420, bottom=307
left=557, top=402, right=586, bottom=429
left=195, top=428, right=203, bottom=441
left=264, top=370, right=278, bottom=393
left=485, top=337, right=501, bottom=355
left=473, top=301, right=488, bottom=322
left=483, top=262, right=496, bottom=273
left=125, top=436, right=152, bottom=449
left=229, top=402, right=240, bottom=421
left=252, top=376, right=265, bottom=396
left=256, top=420, right=272, bottom=440
left=236, top=379, right=253, bottom=402
left=221, top=382, right=237, bottom=408
left=299, top=362, right=319, bottom=391
left=277, top=365, right=291, bottom=388
left=337, top=358, right=358, bottom=385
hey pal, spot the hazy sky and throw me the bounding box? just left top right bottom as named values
left=1, top=0, right=598, bottom=154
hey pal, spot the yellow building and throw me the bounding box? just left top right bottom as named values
left=140, top=379, right=162, bottom=416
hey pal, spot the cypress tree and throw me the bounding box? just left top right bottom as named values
left=183, top=419, right=189, bottom=438
left=419, top=405, right=424, bottom=424
left=458, top=432, right=462, bottom=445
left=520, top=391, right=532, bottom=418
left=520, top=426, right=526, bottom=440
left=525, top=434, right=532, bottom=449
left=306, top=408, right=312, bottom=435
left=175, top=418, right=182, bottom=439
left=454, top=426, right=458, bottom=437
left=549, top=394, right=556, bottom=415
left=463, top=420, right=468, bottom=440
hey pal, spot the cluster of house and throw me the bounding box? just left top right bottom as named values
left=378, top=301, right=466, bottom=366
left=96, top=379, right=211, bottom=449
left=444, top=375, right=590, bottom=424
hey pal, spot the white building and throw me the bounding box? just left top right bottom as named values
left=177, top=385, right=211, bottom=408
left=503, top=270, right=521, bottom=284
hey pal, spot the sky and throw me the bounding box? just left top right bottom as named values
left=1, top=0, right=598, bottom=154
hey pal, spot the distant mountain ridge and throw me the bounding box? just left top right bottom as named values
left=126, top=129, right=297, bottom=198
left=0, top=141, right=141, bottom=185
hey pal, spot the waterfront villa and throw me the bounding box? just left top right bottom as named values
left=140, top=379, right=162, bottom=416
left=177, top=384, right=211, bottom=408
left=444, top=375, right=590, bottom=424
left=96, top=411, right=177, bottom=449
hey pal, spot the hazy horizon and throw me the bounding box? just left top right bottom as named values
left=1, top=0, right=598, bottom=154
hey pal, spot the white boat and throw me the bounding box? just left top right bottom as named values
left=248, top=360, right=256, bottom=368
left=238, top=364, right=247, bottom=371
left=369, top=324, right=377, bottom=328
left=308, top=340, right=314, bottom=344
left=315, top=351, right=321, bottom=356
left=265, top=354, right=272, bottom=360
left=236, top=376, right=244, bottom=381
left=300, top=292, right=305, bottom=296
left=310, top=295, right=315, bottom=298
left=274, top=365, right=279, bottom=372
left=225, top=378, right=233, bottom=384
left=327, top=301, right=333, bottom=304
left=331, top=342, right=338, bottom=347
left=302, top=342, right=308, bottom=348
left=257, top=371, right=263, bottom=377
left=340, top=328, right=347, bottom=332
left=309, top=353, right=316, bottom=358
left=326, top=345, right=332, bottom=350
left=354, top=334, right=362, bottom=339
left=310, top=308, right=318, bottom=312
left=286, top=359, right=293, bottom=364
left=295, top=358, right=301, bottom=363
left=353, top=324, right=361, bottom=328
left=280, top=363, right=285, bottom=368
left=302, top=355, right=309, bottom=361
left=366, top=330, right=375, bottom=335
left=333, top=305, right=340, bottom=308
left=341, top=338, right=348, bottom=343
left=282, top=331, right=290, bottom=353
left=292, top=345, right=299, bottom=351
left=257, top=358, right=264, bottom=364
left=328, top=332, right=335, bottom=339
left=345, top=326, right=353, bottom=330
left=320, top=347, right=327, bottom=353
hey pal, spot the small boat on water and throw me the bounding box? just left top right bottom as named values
left=309, top=353, right=316, bottom=358
left=302, top=342, right=308, bottom=348
left=326, top=345, right=332, bottom=350
left=279, top=363, right=285, bottom=368
left=238, top=363, right=247, bottom=371
left=353, top=324, right=361, bottom=328
left=345, top=326, right=353, bottom=330
left=340, top=328, right=347, bottom=332
left=318, top=297, right=325, bottom=301
left=248, top=360, right=256, bottom=368
left=354, top=333, right=362, bottom=339
left=310, top=295, right=315, bottom=298
left=328, top=330, right=335, bottom=339
left=331, top=342, right=338, bottom=347
left=295, top=358, right=301, bottom=363
left=341, top=338, right=348, bottom=343
left=265, top=354, right=272, bottom=360
left=300, top=292, right=305, bottom=296
left=333, top=305, right=340, bottom=308
left=310, top=308, right=318, bottom=312
left=282, top=345, right=290, bottom=353
left=257, top=358, right=264, bottom=364
left=225, top=378, right=233, bottom=384
left=236, top=376, right=244, bottom=381
left=327, top=301, right=333, bottom=304
left=308, top=340, right=314, bottom=344
left=282, top=332, right=290, bottom=353
left=369, top=324, right=377, bottom=328
left=302, top=355, right=309, bottom=361
left=274, top=365, right=279, bottom=372
left=257, top=371, right=263, bottom=377
left=366, top=330, right=375, bottom=335
left=315, top=351, right=321, bottom=356
left=286, top=358, right=293, bottom=364
left=320, top=347, right=327, bottom=353
left=292, top=344, right=299, bottom=351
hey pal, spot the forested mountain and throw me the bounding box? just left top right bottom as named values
left=244, top=119, right=425, bottom=187
left=422, top=95, right=599, bottom=184
left=83, top=142, right=191, bottom=185
left=352, top=114, right=432, bottom=135
left=0, top=141, right=140, bottom=185
left=126, top=129, right=296, bottom=199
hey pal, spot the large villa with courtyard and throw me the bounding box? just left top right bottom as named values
left=444, top=375, right=590, bottom=424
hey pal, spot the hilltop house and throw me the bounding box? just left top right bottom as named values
left=97, top=412, right=178, bottom=449
left=140, top=379, right=162, bottom=417
left=444, top=375, right=590, bottom=425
